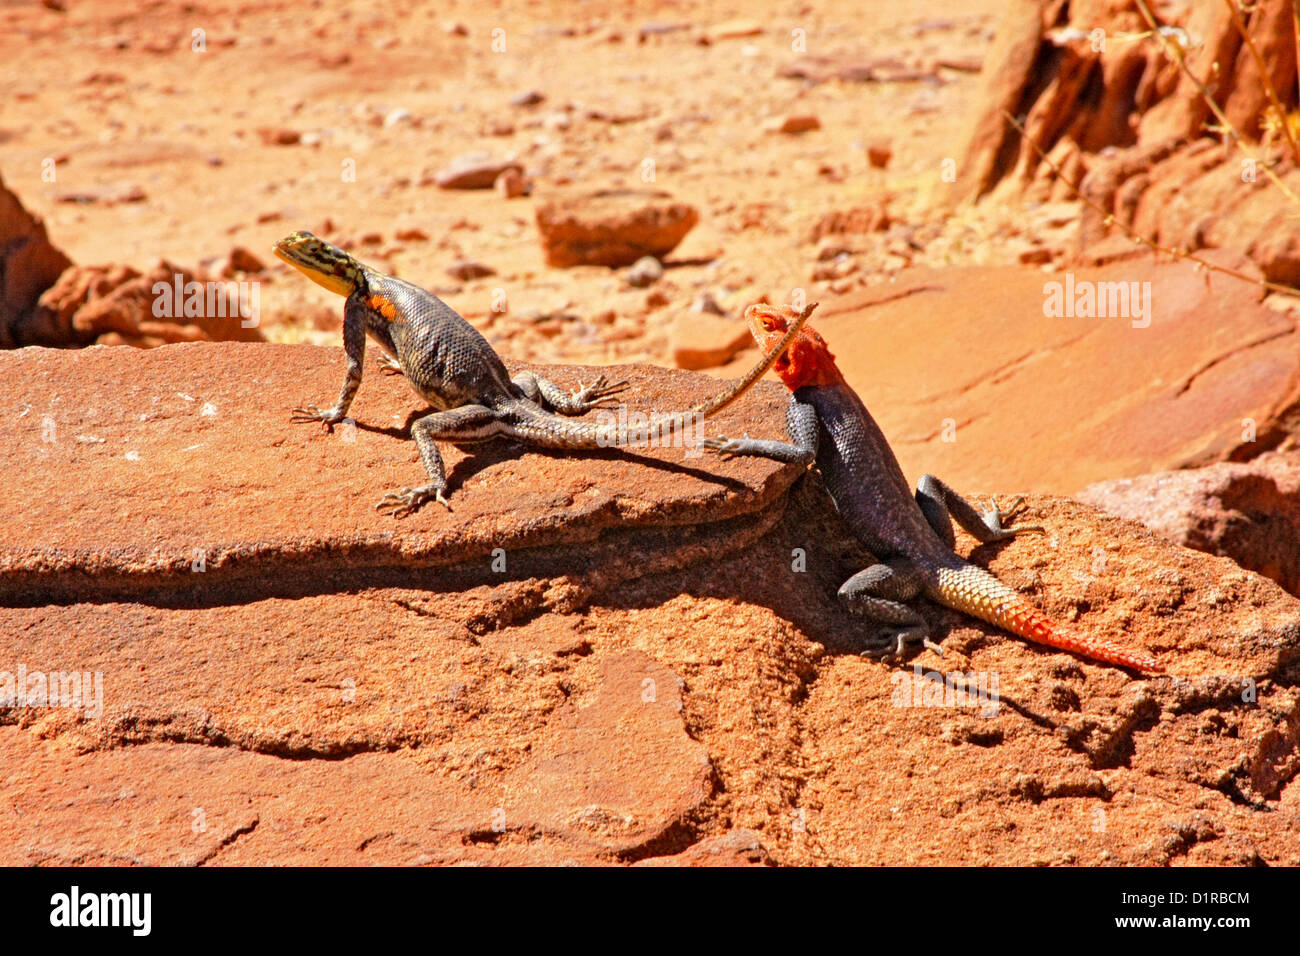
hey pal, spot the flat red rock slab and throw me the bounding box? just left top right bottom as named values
left=0, top=342, right=798, bottom=603
left=0, top=651, right=710, bottom=865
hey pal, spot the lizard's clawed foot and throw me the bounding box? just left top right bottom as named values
left=699, top=434, right=748, bottom=458
left=291, top=403, right=346, bottom=430
left=921, top=637, right=946, bottom=657
left=376, top=484, right=452, bottom=518
left=861, top=626, right=929, bottom=661
left=570, top=374, right=629, bottom=409
left=375, top=353, right=404, bottom=376
left=982, top=496, right=1045, bottom=540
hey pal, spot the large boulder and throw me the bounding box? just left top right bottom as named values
left=1079, top=452, right=1300, bottom=595
left=957, top=0, right=1300, bottom=284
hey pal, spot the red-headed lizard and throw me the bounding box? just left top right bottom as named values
left=701, top=303, right=1163, bottom=673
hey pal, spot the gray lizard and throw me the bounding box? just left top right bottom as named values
left=274, top=231, right=814, bottom=517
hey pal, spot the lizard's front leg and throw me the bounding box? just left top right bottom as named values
left=511, top=371, right=628, bottom=415
left=699, top=394, right=819, bottom=464
left=914, top=474, right=1045, bottom=548
left=292, top=296, right=369, bottom=428
left=376, top=404, right=503, bottom=518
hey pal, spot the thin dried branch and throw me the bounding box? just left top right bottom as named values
left=1134, top=0, right=1300, bottom=209
left=1001, top=108, right=1300, bottom=297
left=1221, top=0, right=1300, bottom=165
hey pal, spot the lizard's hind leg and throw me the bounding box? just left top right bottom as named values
left=512, top=371, right=628, bottom=414
left=376, top=404, right=504, bottom=518
left=837, top=560, right=936, bottom=659
left=915, top=474, right=1044, bottom=546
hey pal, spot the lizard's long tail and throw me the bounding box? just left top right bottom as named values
left=934, top=563, right=1163, bottom=673
left=523, top=301, right=818, bottom=450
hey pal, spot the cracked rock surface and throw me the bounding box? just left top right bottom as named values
left=2, top=343, right=1298, bottom=865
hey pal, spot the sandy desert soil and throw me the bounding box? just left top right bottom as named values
left=1, top=0, right=1021, bottom=364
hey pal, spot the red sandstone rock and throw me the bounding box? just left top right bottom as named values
left=1078, top=452, right=1300, bottom=595
left=535, top=189, right=699, bottom=268
left=28, top=261, right=266, bottom=348
left=713, top=257, right=1300, bottom=494
left=668, top=311, right=752, bottom=370
left=0, top=171, right=73, bottom=348
left=960, top=0, right=1300, bottom=284
left=0, top=343, right=1296, bottom=865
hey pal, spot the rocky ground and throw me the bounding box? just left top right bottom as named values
left=0, top=0, right=1019, bottom=362
left=2, top=344, right=1297, bottom=865
left=2, top=0, right=1299, bottom=865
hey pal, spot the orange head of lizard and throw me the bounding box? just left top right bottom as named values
left=746, top=302, right=844, bottom=390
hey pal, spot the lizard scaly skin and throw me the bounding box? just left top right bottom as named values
left=702, top=304, right=1163, bottom=674
left=274, top=231, right=814, bottom=517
